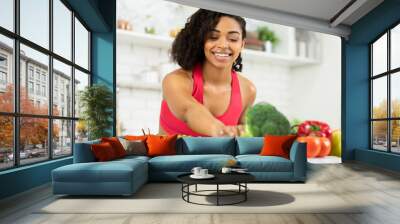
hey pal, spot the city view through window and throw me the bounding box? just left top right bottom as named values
left=0, top=0, right=90, bottom=170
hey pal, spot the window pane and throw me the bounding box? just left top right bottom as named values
left=74, top=69, right=89, bottom=118
left=0, top=0, right=14, bottom=31
left=53, top=119, right=72, bottom=158
left=53, top=59, right=72, bottom=117
left=391, top=72, right=400, bottom=118
left=75, top=120, right=88, bottom=143
left=20, top=0, right=49, bottom=49
left=0, top=116, right=13, bottom=170
left=20, top=44, right=49, bottom=115
left=372, top=33, right=387, bottom=76
left=372, top=121, right=388, bottom=151
left=372, top=77, right=387, bottom=119
left=20, top=117, right=49, bottom=165
left=391, top=24, right=400, bottom=70
left=53, top=0, right=72, bottom=60
left=0, top=35, right=13, bottom=112
left=75, top=18, right=89, bottom=70
left=391, top=120, right=400, bottom=153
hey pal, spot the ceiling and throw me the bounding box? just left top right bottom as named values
left=165, top=0, right=384, bottom=38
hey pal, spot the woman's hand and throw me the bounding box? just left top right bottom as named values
left=219, top=125, right=245, bottom=137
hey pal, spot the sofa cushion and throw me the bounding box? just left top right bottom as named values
left=101, top=137, right=127, bottom=158
left=91, top=142, right=118, bottom=161
left=52, top=159, right=147, bottom=183
left=176, top=137, right=236, bottom=155
left=73, top=140, right=100, bottom=163
left=236, top=155, right=293, bottom=172
left=259, top=135, right=297, bottom=158
left=148, top=154, right=235, bottom=172
left=236, top=137, right=264, bottom=155
left=147, top=134, right=177, bottom=157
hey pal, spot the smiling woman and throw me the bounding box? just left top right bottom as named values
left=159, top=9, right=256, bottom=137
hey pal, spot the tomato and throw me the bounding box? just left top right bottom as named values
left=297, top=136, right=321, bottom=158
left=318, top=137, right=331, bottom=157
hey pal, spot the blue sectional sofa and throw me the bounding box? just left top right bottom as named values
left=52, top=137, right=307, bottom=196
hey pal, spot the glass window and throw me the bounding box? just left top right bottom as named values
left=0, top=71, right=7, bottom=84
left=0, top=116, right=13, bottom=170
left=372, top=121, right=388, bottom=151
left=53, top=119, right=72, bottom=158
left=391, top=72, right=400, bottom=118
left=75, top=120, right=88, bottom=143
left=0, top=35, right=13, bottom=113
left=53, top=0, right=72, bottom=60
left=41, top=85, right=46, bottom=96
left=35, top=70, right=40, bottom=80
left=74, top=69, right=89, bottom=118
left=19, top=117, right=49, bottom=165
left=391, top=24, right=400, bottom=70
left=20, top=0, right=49, bottom=49
left=53, top=59, right=71, bottom=117
left=1, top=0, right=92, bottom=170
left=75, top=18, right=89, bottom=70
left=0, top=54, right=7, bottom=67
left=372, top=34, right=387, bottom=76
left=372, top=77, right=387, bottom=119
left=391, top=120, right=400, bottom=153
left=0, top=0, right=14, bottom=31
left=28, top=67, right=34, bottom=80
left=20, top=44, right=49, bottom=115
left=36, top=83, right=40, bottom=95
left=28, top=81, right=34, bottom=93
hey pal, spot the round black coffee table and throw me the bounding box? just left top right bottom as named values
left=177, top=173, right=255, bottom=206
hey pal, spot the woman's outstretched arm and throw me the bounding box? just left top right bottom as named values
left=162, top=70, right=226, bottom=136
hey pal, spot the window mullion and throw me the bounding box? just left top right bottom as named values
left=71, top=11, right=76, bottom=155
left=13, top=0, right=20, bottom=167
left=49, top=0, right=54, bottom=160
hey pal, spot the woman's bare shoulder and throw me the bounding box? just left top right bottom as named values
left=236, top=72, right=256, bottom=97
left=163, top=68, right=192, bottom=86
left=162, top=68, right=193, bottom=95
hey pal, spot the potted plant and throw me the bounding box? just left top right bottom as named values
left=79, top=84, right=113, bottom=140
left=256, top=26, right=279, bottom=52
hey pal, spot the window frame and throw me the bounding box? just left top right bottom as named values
left=0, top=0, right=92, bottom=171
left=370, top=20, right=400, bottom=154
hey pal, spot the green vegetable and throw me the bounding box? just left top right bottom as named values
left=245, top=102, right=290, bottom=137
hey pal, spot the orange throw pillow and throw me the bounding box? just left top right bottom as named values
left=101, top=137, right=126, bottom=158
left=91, top=142, right=117, bottom=161
left=146, top=134, right=177, bottom=157
left=124, top=135, right=147, bottom=141
left=260, top=135, right=297, bottom=159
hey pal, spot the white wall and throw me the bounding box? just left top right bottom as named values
left=288, top=33, right=341, bottom=129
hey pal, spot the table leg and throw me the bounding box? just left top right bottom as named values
left=217, top=184, right=219, bottom=206
left=195, top=184, right=197, bottom=192
left=245, top=183, right=247, bottom=201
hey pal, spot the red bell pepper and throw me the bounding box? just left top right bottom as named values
left=296, top=120, right=332, bottom=138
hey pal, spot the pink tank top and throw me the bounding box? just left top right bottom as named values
left=159, top=64, right=243, bottom=136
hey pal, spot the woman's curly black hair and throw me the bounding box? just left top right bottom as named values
left=171, top=9, right=246, bottom=72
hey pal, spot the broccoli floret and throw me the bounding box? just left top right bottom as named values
left=245, top=102, right=290, bottom=137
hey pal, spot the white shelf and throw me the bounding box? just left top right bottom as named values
left=117, top=29, right=319, bottom=67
